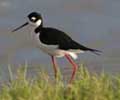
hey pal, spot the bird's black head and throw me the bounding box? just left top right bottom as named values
left=12, top=12, right=43, bottom=32
left=28, top=12, right=43, bottom=26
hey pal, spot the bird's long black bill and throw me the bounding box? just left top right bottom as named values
left=12, top=22, right=29, bottom=32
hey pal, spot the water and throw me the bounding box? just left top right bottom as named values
left=0, top=0, right=120, bottom=81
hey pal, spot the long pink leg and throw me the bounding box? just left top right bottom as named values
left=51, top=56, right=58, bottom=78
left=65, top=54, right=78, bottom=83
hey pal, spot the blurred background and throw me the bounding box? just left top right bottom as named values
left=0, top=0, right=120, bottom=81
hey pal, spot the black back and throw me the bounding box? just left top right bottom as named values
left=37, top=27, right=91, bottom=51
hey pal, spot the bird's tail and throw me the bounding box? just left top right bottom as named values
left=87, top=48, right=102, bottom=55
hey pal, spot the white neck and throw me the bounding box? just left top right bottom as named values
left=35, top=19, right=42, bottom=26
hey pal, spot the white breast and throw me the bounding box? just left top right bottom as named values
left=31, top=32, right=63, bottom=56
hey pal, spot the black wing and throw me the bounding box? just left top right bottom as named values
left=39, top=27, right=75, bottom=49
left=39, top=27, right=101, bottom=55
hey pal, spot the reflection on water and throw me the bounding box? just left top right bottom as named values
left=0, top=0, right=120, bottom=81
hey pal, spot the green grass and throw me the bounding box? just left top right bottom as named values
left=0, top=65, right=120, bottom=100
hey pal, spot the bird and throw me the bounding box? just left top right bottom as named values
left=12, top=12, right=101, bottom=83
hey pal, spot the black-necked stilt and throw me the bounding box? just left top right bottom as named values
left=12, top=12, right=101, bottom=83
